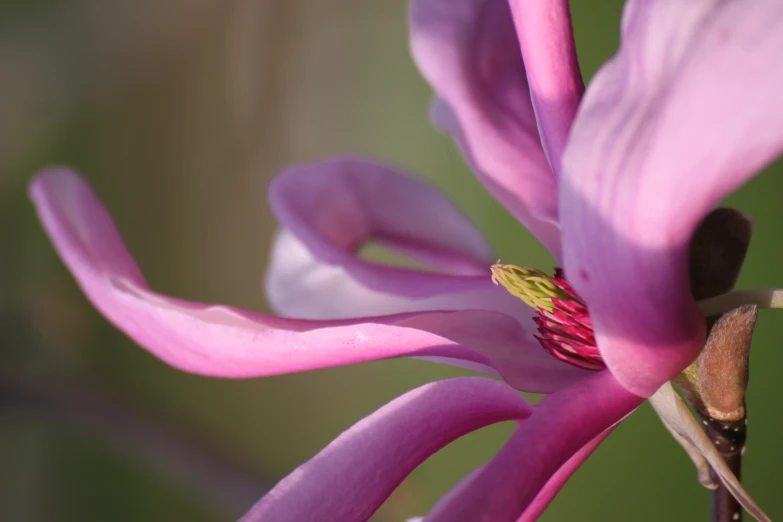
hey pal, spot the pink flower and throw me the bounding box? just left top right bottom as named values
left=29, top=0, right=783, bottom=520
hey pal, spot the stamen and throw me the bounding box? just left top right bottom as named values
left=491, top=262, right=605, bottom=371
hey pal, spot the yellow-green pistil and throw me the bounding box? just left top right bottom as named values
left=490, top=264, right=570, bottom=312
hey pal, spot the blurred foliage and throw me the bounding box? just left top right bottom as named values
left=1, top=1, right=782, bottom=521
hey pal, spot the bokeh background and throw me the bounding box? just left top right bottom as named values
left=2, top=1, right=782, bottom=520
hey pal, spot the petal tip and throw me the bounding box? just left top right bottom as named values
left=29, top=166, right=84, bottom=203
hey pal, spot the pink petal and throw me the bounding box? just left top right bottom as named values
left=424, top=371, right=642, bottom=521
left=560, top=0, right=783, bottom=397
left=507, top=0, right=584, bottom=174
left=410, top=0, right=561, bottom=259
left=30, top=168, right=585, bottom=392
left=517, top=427, right=612, bottom=522
left=426, top=428, right=613, bottom=522
left=239, top=377, right=534, bottom=522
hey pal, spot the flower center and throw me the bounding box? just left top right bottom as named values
left=491, top=263, right=605, bottom=371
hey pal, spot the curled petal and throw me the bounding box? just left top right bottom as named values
left=30, top=169, right=585, bottom=392
left=424, top=371, right=642, bottom=521
left=649, top=383, right=768, bottom=522
left=268, top=157, right=492, bottom=299
left=240, top=377, right=534, bottom=522
left=507, top=0, right=584, bottom=174
left=410, top=0, right=560, bottom=258
left=265, top=158, right=534, bottom=323
left=561, top=0, right=783, bottom=396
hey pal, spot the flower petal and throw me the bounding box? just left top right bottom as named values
left=239, top=377, right=534, bottom=522
left=560, top=0, right=783, bottom=396
left=517, top=427, right=613, bottom=522
left=265, top=158, right=534, bottom=323
left=268, top=157, right=493, bottom=299
left=423, top=371, right=642, bottom=521
left=267, top=229, right=528, bottom=320
left=422, top=428, right=611, bottom=522
left=649, top=383, right=769, bottom=522
left=410, top=0, right=560, bottom=258
left=30, top=169, right=585, bottom=392
left=507, top=0, right=584, bottom=174
left=657, top=411, right=715, bottom=490
left=265, top=159, right=590, bottom=390
left=266, top=231, right=590, bottom=391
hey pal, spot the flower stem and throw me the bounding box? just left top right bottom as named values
left=699, top=412, right=746, bottom=522
left=698, top=288, right=783, bottom=317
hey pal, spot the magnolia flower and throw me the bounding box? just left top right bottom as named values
left=29, top=0, right=783, bottom=520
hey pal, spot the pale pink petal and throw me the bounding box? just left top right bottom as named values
left=424, top=371, right=642, bottom=521
left=240, top=377, right=534, bottom=522
left=649, top=383, right=768, bottom=521
left=560, top=0, right=783, bottom=397
left=30, top=169, right=586, bottom=392
left=507, top=0, right=583, bottom=174
left=410, top=0, right=560, bottom=258
left=266, top=229, right=530, bottom=321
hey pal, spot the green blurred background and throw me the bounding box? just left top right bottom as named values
left=2, top=1, right=782, bottom=520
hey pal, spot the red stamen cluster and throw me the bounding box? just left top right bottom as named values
left=533, top=268, right=606, bottom=371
